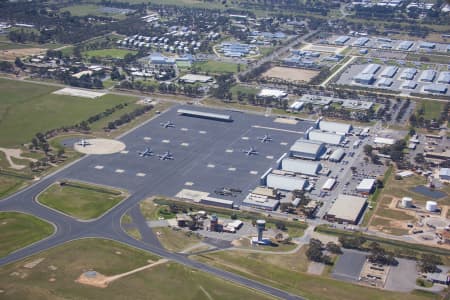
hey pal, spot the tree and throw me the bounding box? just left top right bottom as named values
left=418, top=254, right=442, bottom=273
left=14, top=57, right=24, bottom=69
left=326, top=242, right=342, bottom=254
left=57, top=148, right=65, bottom=158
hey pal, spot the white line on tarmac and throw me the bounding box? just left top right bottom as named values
left=252, top=125, right=304, bottom=134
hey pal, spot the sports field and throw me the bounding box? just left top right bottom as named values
left=193, top=60, right=244, bottom=74
left=0, top=212, right=54, bottom=258
left=262, top=66, right=319, bottom=82
left=0, top=78, right=138, bottom=147
left=83, top=48, right=137, bottom=59
left=0, top=238, right=274, bottom=300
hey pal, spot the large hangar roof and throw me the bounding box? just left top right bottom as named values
left=266, top=174, right=308, bottom=191
left=327, top=194, right=367, bottom=223
left=309, top=130, right=344, bottom=145
left=290, top=139, right=324, bottom=155
left=281, top=158, right=322, bottom=176
left=318, top=120, right=352, bottom=134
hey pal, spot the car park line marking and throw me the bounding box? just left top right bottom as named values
left=207, top=164, right=215, bottom=168
left=181, top=128, right=189, bottom=131
left=180, top=142, right=189, bottom=147
left=144, top=137, right=152, bottom=141
left=252, top=125, right=304, bottom=134
left=199, top=130, right=207, bottom=134
left=225, top=149, right=234, bottom=153
left=120, top=150, right=129, bottom=154
left=185, top=182, right=194, bottom=186
left=266, top=155, right=274, bottom=159
left=228, top=167, right=236, bottom=171
left=162, top=139, right=170, bottom=143
left=250, top=170, right=258, bottom=175
left=115, top=169, right=125, bottom=173
left=136, top=172, right=146, bottom=177
left=94, top=165, right=104, bottom=170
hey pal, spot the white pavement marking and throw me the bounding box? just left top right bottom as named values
left=199, top=130, right=207, bottom=134
left=280, top=142, right=288, bottom=146
left=94, top=165, right=104, bottom=170
left=181, top=142, right=189, bottom=147
left=207, top=164, right=215, bottom=168
left=181, top=128, right=189, bottom=131
left=162, top=139, right=170, bottom=143
left=144, top=137, right=152, bottom=141
left=225, top=149, right=234, bottom=153
left=250, top=170, right=258, bottom=175
left=115, top=169, right=125, bottom=173
left=241, top=136, right=249, bottom=140
left=266, top=155, right=274, bottom=159
left=120, top=150, right=129, bottom=154
left=185, top=182, right=194, bottom=186
left=252, top=125, right=304, bottom=134
left=228, top=167, right=236, bottom=171
left=136, top=172, right=146, bottom=177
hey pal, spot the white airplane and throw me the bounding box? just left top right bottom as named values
left=242, top=146, right=258, bottom=156
left=257, top=133, right=273, bottom=143
left=160, top=121, right=175, bottom=128
left=77, top=139, right=91, bottom=147
left=138, top=147, right=153, bottom=157
left=158, top=151, right=174, bottom=160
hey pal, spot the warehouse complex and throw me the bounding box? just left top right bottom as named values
left=290, top=139, right=325, bottom=160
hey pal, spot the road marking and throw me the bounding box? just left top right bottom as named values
left=181, top=128, right=189, bottom=131
left=181, top=142, right=189, bottom=147
left=120, top=150, right=129, bottom=154
left=94, top=165, right=104, bottom=170
left=280, top=142, right=288, bottom=146
left=162, top=139, right=170, bottom=143
left=228, top=167, right=236, bottom=171
left=207, top=164, right=215, bottom=168
left=199, top=130, right=207, bottom=134
left=225, top=149, right=234, bottom=153
left=144, top=137, right=151, bottom=141
left=241, top=136, right=249, bottom=140
left=250, top=170, right=258, bottom=175
left=266, top=155, right=274, bottom=159
left=252, top=125, right=304, bottom=134
left=115, top=169, right=125, bottom=173
left=136, top=172, right=146, bottom=177
left=185, top=181, right=194, bottom=186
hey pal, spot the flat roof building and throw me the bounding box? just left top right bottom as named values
left=380, top=66, right=399, bottom=78
left=402, top=81, right=417, bottom=90
left=177, top=109, right=232, bottom=121
left=324, top=194, right=367, bottom=224
left=424, top=84, right=448, bottom=94
left=353, top=37, right=369, bottom=46
left=397, top=41, right=414, bottom=51
left=318, top=120, right=353, bottom=134
left=437, top=72, right=450, bottom=84
left=266, top=173, right=308, bottom=192
left=356, top=178, right=376, bottom=193
left=378, top=78, right=393, bottom=87
left=374, top=137, right=395, bottom=145
left=179, top=74, right=213, bottom=83
left=362, top=63, right=381, bottom=75
left=354, top=73, right=375, bottom=85
left=322, top=178, right=336, bottom=190
left=400, top=68, right=417, bottom=80
left=200, top=197, right=234, bottom=209
left=419, top=70, right=436, bottom=82
left=439, top=168, right=450, bottom=181
left=329, top=148, right=345, bottom=162
left=419, top=42, right=436, bottom=49
left=290, top=139, right=325, bottom=160
left=281, top=158, right=322, bottom=176
left=335, top=35, right=350, bottom=45
left=308, top=130, right=344, bottom=145
left=258, top=88, right=287, bottom=99
left=243, top=193, right=280, bottom=211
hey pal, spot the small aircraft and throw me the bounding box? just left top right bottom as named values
left=257, top=133, right=273, bottom=143
left=160, top=121, right=175, bottom=128
left=77, top=139, right=91, bottom=147
left=242, top=146, right=258, bottom=156
left=158, top=151, right=174, bottom=160
left=138, top=147, right=153, bottom=157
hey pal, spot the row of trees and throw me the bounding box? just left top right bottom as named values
left=306, top=239, right=341, bottom=265
left=106, top=105, right=153, bottom=130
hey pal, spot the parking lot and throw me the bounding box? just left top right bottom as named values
left=63, top=105, right=315, bottom=206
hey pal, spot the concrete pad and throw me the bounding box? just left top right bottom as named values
left=52, top=87, right=105, bottom=99
left=74, top=139, right=126, bottom=155
left=175, top=189, right=209, bottom=202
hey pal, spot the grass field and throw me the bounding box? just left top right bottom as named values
left=418, top=100, right=444, bottom=120
left=153, top=227, right=203, bottom=253
left=195, top=250, right=438, bottom=300
left=193, top=60, right=244, bottom=74
left=83, top=48, right=137, bottom=59
left=0, top=238, right=274, bottom=300
left=0, top=78, right=138, bottom=147
left=0, top=212, right=54, bottom=258
left=61, top=4, right=127, bottom=19
left=38, top=181, right=126, bottom=220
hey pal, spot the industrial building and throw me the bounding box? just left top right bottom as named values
left=354, top=73, right=375, bottom=85
left=329, top=148, right=345, bottom=162
left=424, top=84, right=448, bottom=94
left=356, top=178, right=376, bottom=194
left=361, top=63, right=381, bottom=75
left=281, top=158, right=322, bottom=176
left=419, top=42, right=436, bottom=49
left=380, top=66, right=398, bottom=78
left=397, top=41, right=414, bottom=51
left=324, top=194, right=367, bottom=224
left=200, top=197, right=234, bottom=209
left=335, top=35, right=350, bottom=45
left=402, top=81, right=417, bottom=90
left=243, top=193, right=280, bottom=211
left=290, top=101, right=304, bottom=111
left=437, top=72, right=450, bottom=84
left=439, top=168, right=450, bottom=181
left=374, top=137, right=395, bottom=145
left=179, top=74, right=213, bottom=84
left=400, top=68, right=417, bottom=80
left=322, top=178, right=336, bottom=190
left=289, top=139, right=325, bottom=160
left=378, top=78, right=393, bottom=87
left=353, top=37, right=369, bottom=47
left=219, top=42, right=256, bottom=57
left=266, top=173, right=308, bottom=191
left=308, top=130, right=344, bottom=145
left=419, top=70, right=436, bottom=82
left=318, top=119, right=353, bottom=134
left=257, top=88, right=287, bottom=100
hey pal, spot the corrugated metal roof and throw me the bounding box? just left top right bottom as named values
left=309, top=130, right=344, bottom=145
left=437, top=72, right=450, bottom=84
left=380, top=66, right=398, bottom=78
left=290, top=139, right=324, bottom=155
left=419, top=70, right=436, bottom=82
left=319, top=120, right=352, bottom=133
left=281, top=158, right=322, bottom=176
left=424, top=84, right=448, bottom=94
left=330, top=148, right=345, bottom=161
left=361, top=63, right=381, bottom=74
left=266, top=174, right=308, bottom=191
left=326, top=194, right=367, bottom=222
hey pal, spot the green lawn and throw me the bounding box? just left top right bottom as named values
left=60, top=4, right=127, bottom=19
left=419, top=100, right=444, bottom=120
left=153, top=227, right=202, bottom=253
left=0, top=175, right=27, bottom=199
left=0, top=212, right=54, bottom=258
left=193, top=60, right=244, bottom=74
left=0, top=238, right=273, bottom=300
left=83, top=48, right=137, bottom=59
left=38, top=181, right=126, bottom=220
left=0, top=78, right=138, bottom=147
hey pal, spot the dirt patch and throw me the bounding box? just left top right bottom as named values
left=262, top=66, right=319, bottom=83
left=0, top=48, right=46, bottom=61
left=0, top=147, right=37, bottom=169
left=23, top=258, right=44, bottom=269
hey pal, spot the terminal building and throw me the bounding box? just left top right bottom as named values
left=281, top=158, right=322, bottom=176
left=324, top=194, right=367, bottom=224
left=289, top=139, right=325, bottom=160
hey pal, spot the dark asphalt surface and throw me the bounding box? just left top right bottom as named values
left=0, top=105, right=312, bottom=300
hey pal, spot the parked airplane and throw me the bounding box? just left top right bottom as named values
left=242, top=146, right=258, bottom=156
left=158, top=151, right=174, bottom=160
left=77, top=139, right=91, bottom=147
left=138, top=147, right=153, bottom=157
left=160, top=121, right=175, bottom=128
left=257, top=133, right=273, bottom=143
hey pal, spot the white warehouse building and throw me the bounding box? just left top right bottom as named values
left=281, top=159, right=322, bottom=176
left=308, top=130, right=344, bottom=145
left=318, top=120, right=353, bottom=134
left=266, top=173, right=308, bottom=191
left=329, top=148, right=345, bottom=162
left=289, top=139, right=325, bottom=160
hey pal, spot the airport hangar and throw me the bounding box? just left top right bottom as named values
left=62, top=105, right=316, bottom=208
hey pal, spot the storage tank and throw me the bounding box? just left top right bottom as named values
left=426, top=201, right=438, bottom=212
left=401, top=197, right=413, bottom=208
